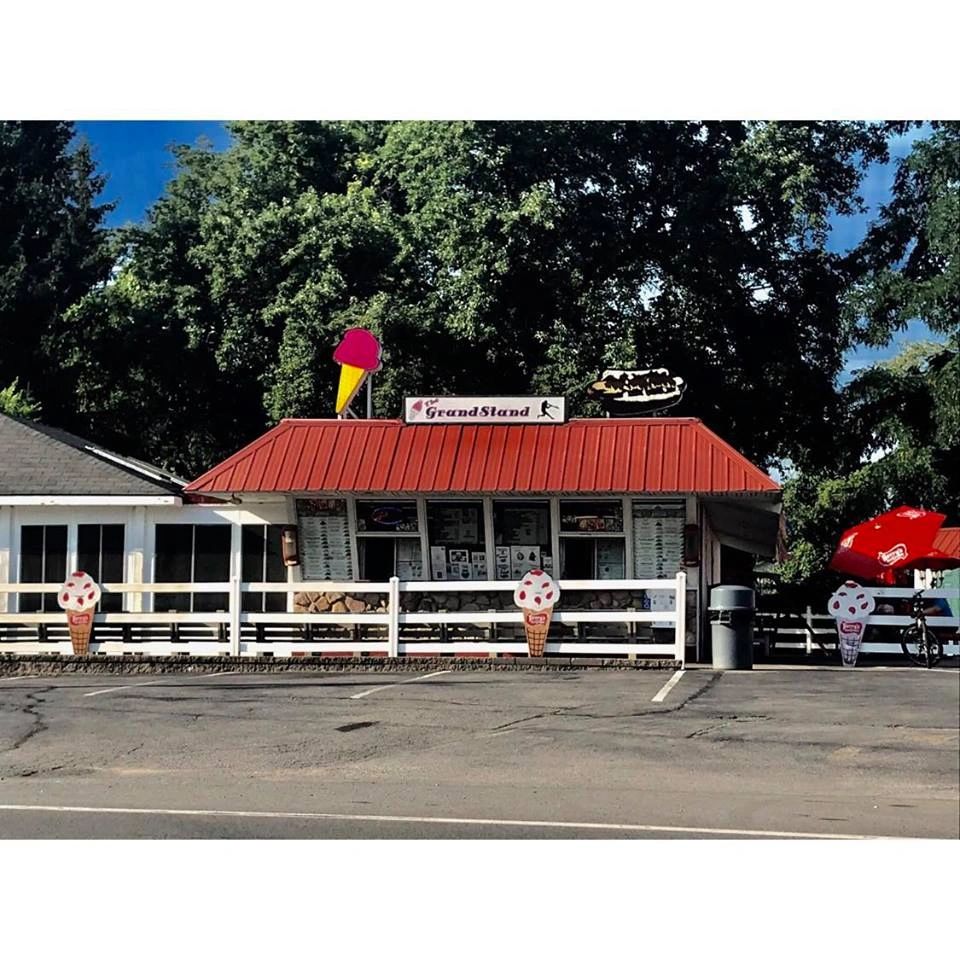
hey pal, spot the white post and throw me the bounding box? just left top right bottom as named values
left=388, top=576, right=400, bottom=657
left=229, top=520, right=243, bottom=656
left=0, top=507, right=11, bottom=613
left=229, top=574, right=242, bottom=657
left=805, top=605, right=813, bottom=656
left=127, top=506, right=147, bottom=612
left=674, top=570, right=687, bottom=666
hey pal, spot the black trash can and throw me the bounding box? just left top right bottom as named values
left=709, top=585, right=755, bottom=670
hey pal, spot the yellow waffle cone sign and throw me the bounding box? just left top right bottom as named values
left=336, top=363, right=367, bottom=414
left=332, top=328, right=382, bottom=416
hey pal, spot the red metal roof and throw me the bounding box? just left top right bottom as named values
left=185, top=418, right=780, bottom=496
left=934, top=527, right=960, bottom=559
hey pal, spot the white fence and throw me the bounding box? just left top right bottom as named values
left=755, top=587, right=959, bottom=657
left=0, top=573, right=687, bottom=664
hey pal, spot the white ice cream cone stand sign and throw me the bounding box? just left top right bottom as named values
left=828, top=581, right=875, bottom=667
left=514, top=569, right=560, bottom=657
left=57, top=571, right=102, bottom=656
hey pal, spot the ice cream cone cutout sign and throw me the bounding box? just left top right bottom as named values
left=514, top=569, right=560, bottom=657
left=57, top=571, right=101, bottom=656
left=828, top=581, right=875, bottom=667
left=333, top=328, right=381, bottom=415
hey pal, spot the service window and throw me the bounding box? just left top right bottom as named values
left=426, top=501, right=486, bottom=580
left=356, top=500, right=423, bottom=580
left=18, top=525, right=67, bottom=612
left=493, top=500, right=553, bottom=579
left=559, top=500, right=623, bottom=533
left=355, top=500, right=419, bottom=533
left=558, top=500, right=625, bottom=579
left=154, top=525, right=231, bottom=612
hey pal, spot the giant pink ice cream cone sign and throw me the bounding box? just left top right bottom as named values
left=828, top=581, right=875, bottom=667
left=333, top=328, right=381, bottom=415
left=57, top=571, right=101, bottom=656
left=514, top=569, right=560, bottom=657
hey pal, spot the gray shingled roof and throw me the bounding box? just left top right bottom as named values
left=0, top=414, right=185, bottom=497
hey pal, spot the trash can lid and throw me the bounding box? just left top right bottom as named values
left=709, top=585, right=755, bottom=610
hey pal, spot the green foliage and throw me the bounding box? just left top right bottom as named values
left=845, top=122, right=959, bottom=343
left=58, top=120, right=897, bottom=475
left=0, top=379, right=42, bottom=418
left=779, top=337, right=959, bottom=586
left=0, top=121, right=114, bottom=423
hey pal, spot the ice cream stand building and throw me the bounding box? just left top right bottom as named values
left=175, top=409, right=785, bottom=662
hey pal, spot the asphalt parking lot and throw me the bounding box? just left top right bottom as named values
left=1, top=665, right=957, bottom=838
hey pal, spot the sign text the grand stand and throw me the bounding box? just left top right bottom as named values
left=405, top=396, right=566, bottom=424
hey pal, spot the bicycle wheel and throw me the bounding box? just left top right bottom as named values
left=900, top=624, right=931, bottom=667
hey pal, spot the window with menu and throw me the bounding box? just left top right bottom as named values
left=493, top=500, right=553, bottom=579
left=356, top=500, right=423, bottom=580
left=558, top=500, right=625, bottom=579
left=426, top=501, right=486, bottom=580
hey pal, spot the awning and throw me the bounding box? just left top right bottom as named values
left=705, top=500, right=783, bottom=558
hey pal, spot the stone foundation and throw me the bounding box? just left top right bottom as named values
left=294, top=589, right=655, bottom=614
left=294, top=591, right=388, bottom=614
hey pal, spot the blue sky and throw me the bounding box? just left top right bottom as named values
left=74, top=121, right=939, bottom=375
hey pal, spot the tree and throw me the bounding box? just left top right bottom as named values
left=845, top=121, right=959, bottom=344
left=0, top=121, right=114, bottom=423
left=61, top=121, right=896, bottom=476
left=779, top=337, right=959, bottom=589
left=780, top=123, right=959, bottom=590
left=0, top=379, right=41, bottom=418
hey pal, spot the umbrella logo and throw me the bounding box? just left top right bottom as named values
left=878, top=543, right=908, bottom=566
left=840, top=533, right=857, bottom=548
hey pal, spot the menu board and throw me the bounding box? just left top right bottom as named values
left=296, top=498, right=353, bottom=580
left=632, top=504, right=684, bottom=580
left=428, top=504, right=481, bottom=544
left=496, top=505, right=549, bottom=545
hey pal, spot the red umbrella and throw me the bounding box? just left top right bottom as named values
left=830, top=506, right=948, bottom=585
left=909, top=548, right=960, bottom=573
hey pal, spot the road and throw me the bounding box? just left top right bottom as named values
left=1, top=665, right=957, bottom=838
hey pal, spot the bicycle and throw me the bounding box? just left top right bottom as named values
left=899, top=591, right=943, bottom=668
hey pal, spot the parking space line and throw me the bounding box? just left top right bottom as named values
left=202, top=670, right=240, bottom=678
left=652, top=669, right=685, bottom=702
left=350, top=669, right=452, bottom=700
left=83, top=680, right=168, bottom=698
left=0, top=675, right=41, bottom=683
left=0, top=803, right=891, bottom=839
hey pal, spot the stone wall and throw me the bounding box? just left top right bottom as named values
left=294, top=591, right=388, bottom=614
left=294, top=589, right=655, bottom=613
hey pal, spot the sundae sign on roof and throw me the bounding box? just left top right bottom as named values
left=405, top=396, right=566, bottom=424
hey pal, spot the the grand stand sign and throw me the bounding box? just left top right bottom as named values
left=405, top=396, right=566, bottom=424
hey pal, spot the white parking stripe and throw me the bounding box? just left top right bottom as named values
left=83, top=680, right=168, bottom=698
left=0, top=803, right=891, bottom=839
left=652, top=669, right=685, bottom=702
left=0, top=675, right=40, bottom=682
left=350, top=669, right=452, bottom=700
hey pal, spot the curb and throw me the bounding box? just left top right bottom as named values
left=0, top=654, right=681, bottom=677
